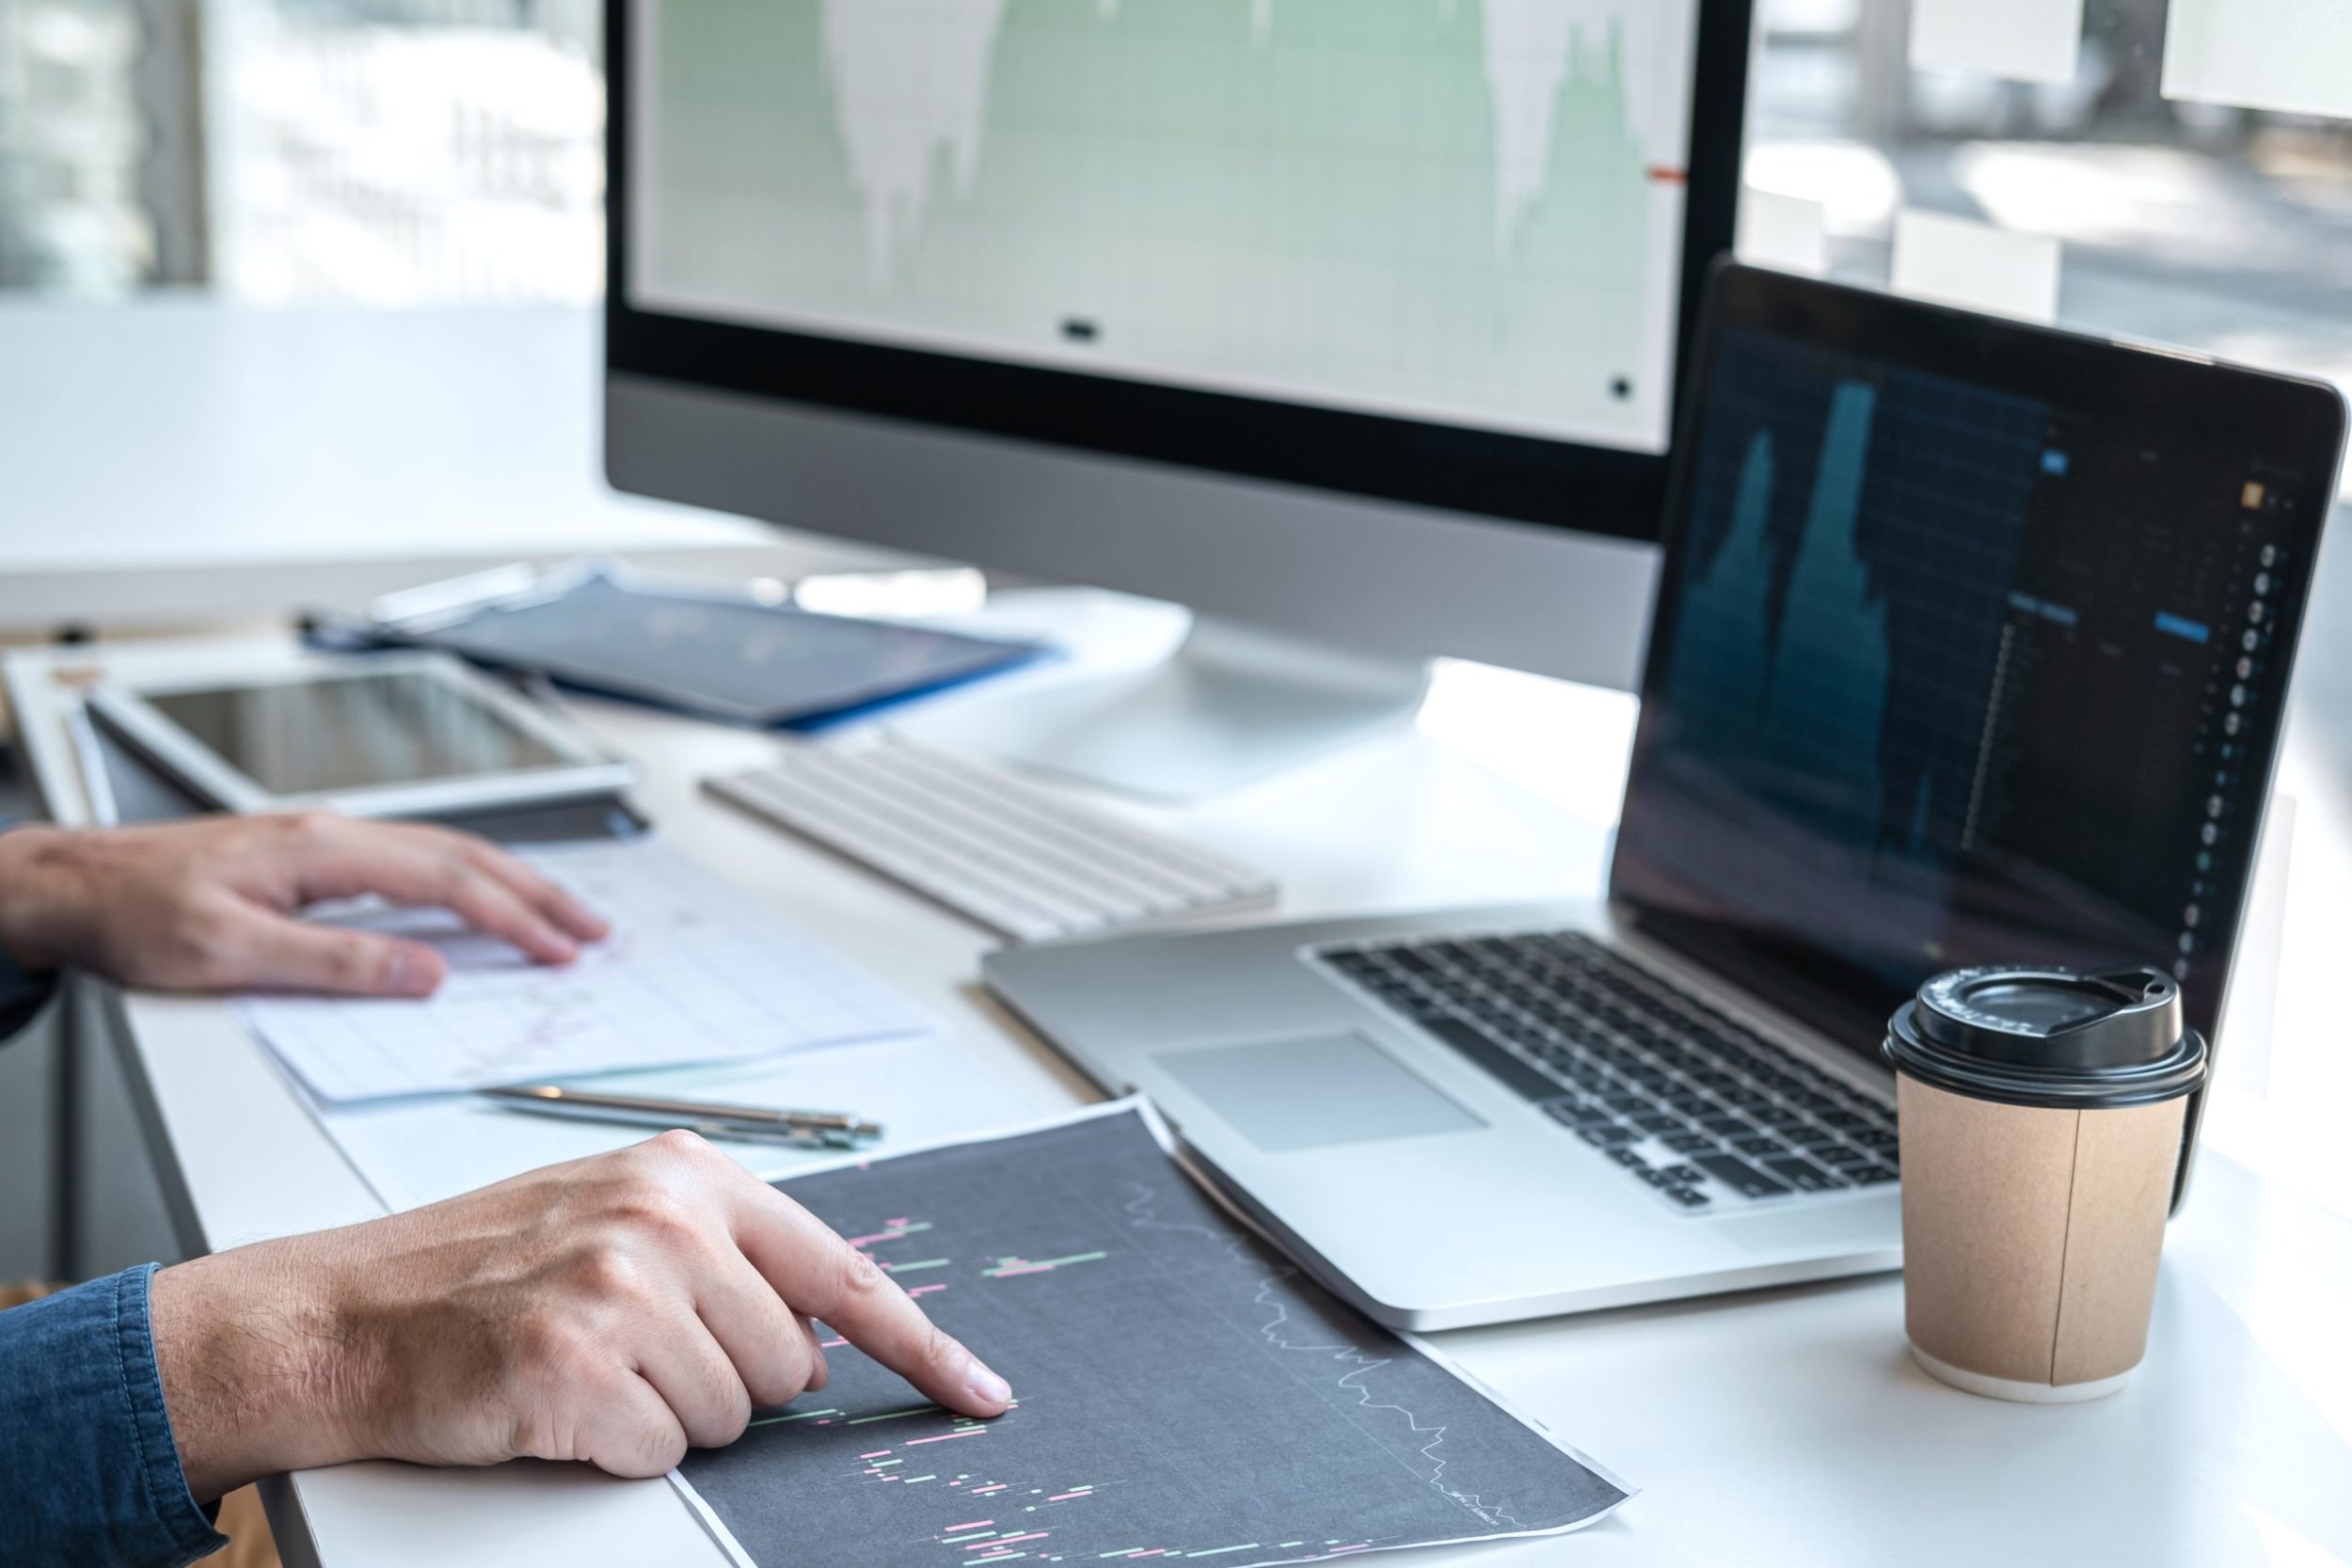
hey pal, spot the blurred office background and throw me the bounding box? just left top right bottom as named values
left=2, top=0, right=2349, bottom=1254
left=6, top=0, right=2347, bottom=372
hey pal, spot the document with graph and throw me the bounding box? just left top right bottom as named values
left=674, top=1103, right=1630, bottom=1568
left=235, top=837, right=934, bottom=1102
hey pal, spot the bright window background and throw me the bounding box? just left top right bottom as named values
left=1, top=0, right=2348, bottom=1218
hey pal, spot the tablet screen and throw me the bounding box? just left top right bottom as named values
left=149, top=670, right=573, bottom=795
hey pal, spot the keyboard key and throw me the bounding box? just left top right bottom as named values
left=1662, top=1132, right=1719, bottom=1154
left=1578, top=1124, right=1639, bottom=1148
left=1692, top=1155, right=1791, bottom=1198
left=1749, top=1105, right=1804, bottom=1128
left=1763, top=1157, right=1844, bottom=1192
left=1541, top=1099, right=1615, bottom=1130
left=1814, top=1144, right=1875, bottom=1167
left=1663, top=1187, right=1711, bottom=1209
left=1631, top=1114, right=1684, bottom=1134
left=1698, top=1114, right=1751, bottom=1136
left=1853, top=1129, right=1899, bottom=1150
left=1731, top=1133, right=1789, bottom=1157
left=1656, top=1164, right=1706, bottom=1185
left=1419, top=1018, right=1563, bottom=1101
left=1606, top=1147, right=1649, bottom=1169
left=1852, top=1164, right=1900, bottom=1184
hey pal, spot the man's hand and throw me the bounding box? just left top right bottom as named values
left=0, top=813, right=607, bottom=996
left=148, top=1132, right=1014, bottom=1499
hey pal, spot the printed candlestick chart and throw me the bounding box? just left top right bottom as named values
left=673, top=1110, right=1626, bottom=1567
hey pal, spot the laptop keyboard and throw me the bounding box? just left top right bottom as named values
left=1314, top=930, right=1899, bottom=1213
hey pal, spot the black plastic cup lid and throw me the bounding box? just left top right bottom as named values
left=1883, top=965, right=2207, bottom=1110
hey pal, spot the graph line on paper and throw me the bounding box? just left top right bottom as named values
left=234, top=838, right=935, bottom=1102
left=673, top=1108, right=1627, bottom=1568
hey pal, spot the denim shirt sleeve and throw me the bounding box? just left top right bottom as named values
left=0, top=1264, right=229, bottom=1568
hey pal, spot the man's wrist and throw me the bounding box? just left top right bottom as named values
left=149, top=1239, right=379, bottom=1499
left=0, top=824, right=81, bottom=972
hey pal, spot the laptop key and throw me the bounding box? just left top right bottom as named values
left=1631, top=1114, right=1684, bottom=1134
left=1662, top=1131, right=1719, bottom=1154
left=1853, top=1129, right=1899, bottom=1150
left=1692, top=1154, right=1791, bottom=1198
left=1814, top=1143, right=1875, bottom=1167
left=1662, top=1187, right=1711, bottom=1209
left=1606, top=1147, right=1649, bottom=1169
left=1852, top=1164, right=1900, bottom=1184
left=1578, top=1124, right=1639, bottom=1147
left=1763, top=1157, right=1844, bottom=1192
left=1656, top=1164, right=1706, bottom=1185
left=1419, top=1017, right=1562, bottom=1101
left=1541, top=1099, right=1615, bottom=1130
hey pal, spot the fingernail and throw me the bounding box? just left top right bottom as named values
left=964, top=1354, right=1010, bottom=1406
left=387, top=952, right=436, bottom=996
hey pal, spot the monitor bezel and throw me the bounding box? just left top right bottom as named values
left=602, top=0, right=1754, bottom=543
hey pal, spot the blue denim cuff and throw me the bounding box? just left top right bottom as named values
left=0, top=1264, right=230, bottom=1567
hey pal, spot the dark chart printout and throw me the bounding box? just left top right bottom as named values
left=675, top=1109, right=1628, bottom=1567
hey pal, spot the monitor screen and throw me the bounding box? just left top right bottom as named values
left=626, top=0, right=1701, bottom=455
left=1615, top=272, right=2340, bottom=1050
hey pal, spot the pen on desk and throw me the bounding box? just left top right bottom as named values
left=479, top=1085, right=883, bottom=1148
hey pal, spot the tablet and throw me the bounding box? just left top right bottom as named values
left=86, top=653, right=637, bottom=818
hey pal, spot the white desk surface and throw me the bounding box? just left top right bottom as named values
left=8, top=597, right=2351, bottom=1568
left=0, top=298, right=915, bottom=632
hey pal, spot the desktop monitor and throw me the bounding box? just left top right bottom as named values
left=603, top=0, right=1754, bottom=794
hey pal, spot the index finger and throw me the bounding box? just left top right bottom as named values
left=728, top=1179, right=1012, bottom=1420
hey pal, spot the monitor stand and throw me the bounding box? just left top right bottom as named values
left=900, top=615, right=1432, bottom=800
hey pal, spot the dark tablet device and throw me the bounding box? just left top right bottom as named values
left=354, top=564, right=1051, bottom=730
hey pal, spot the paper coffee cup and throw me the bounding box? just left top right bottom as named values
left=1884, top=967, right=2206, bottom=1404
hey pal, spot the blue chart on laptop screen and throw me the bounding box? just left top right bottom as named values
left=1623, top=325, right=2315, bottom=1016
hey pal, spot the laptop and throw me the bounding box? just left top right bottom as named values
left=983, top=264, right=2348, bottom=1331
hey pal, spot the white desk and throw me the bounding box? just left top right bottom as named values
left=8, top=602, right=2352, bottom=1568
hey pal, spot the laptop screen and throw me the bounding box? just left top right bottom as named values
left=1613, top=265, right=2344, bottom=1054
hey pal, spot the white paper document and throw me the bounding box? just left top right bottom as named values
left=1890, top=209, right=2062, bottom=324
left=237, top=838, right=934, bottom=1102
left=1911, top=0, right=2084, bottom=84
left=2163, top=0, right=2352, bottom=120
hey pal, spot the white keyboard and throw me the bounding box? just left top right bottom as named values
left=707, top=742, right=1278, bottom=944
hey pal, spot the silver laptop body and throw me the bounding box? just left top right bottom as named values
left=985, top=898, right=1904, bottom=1330
left=984, top=267, right=2337, bottom=1331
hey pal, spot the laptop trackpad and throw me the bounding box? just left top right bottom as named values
left=1154, top=1033, right=1486, bottom=1154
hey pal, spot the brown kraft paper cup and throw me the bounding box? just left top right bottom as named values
left=1883, top=966, right=2207, bottom=1404
left=1895, top=1075, right=2186, bottom=1402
